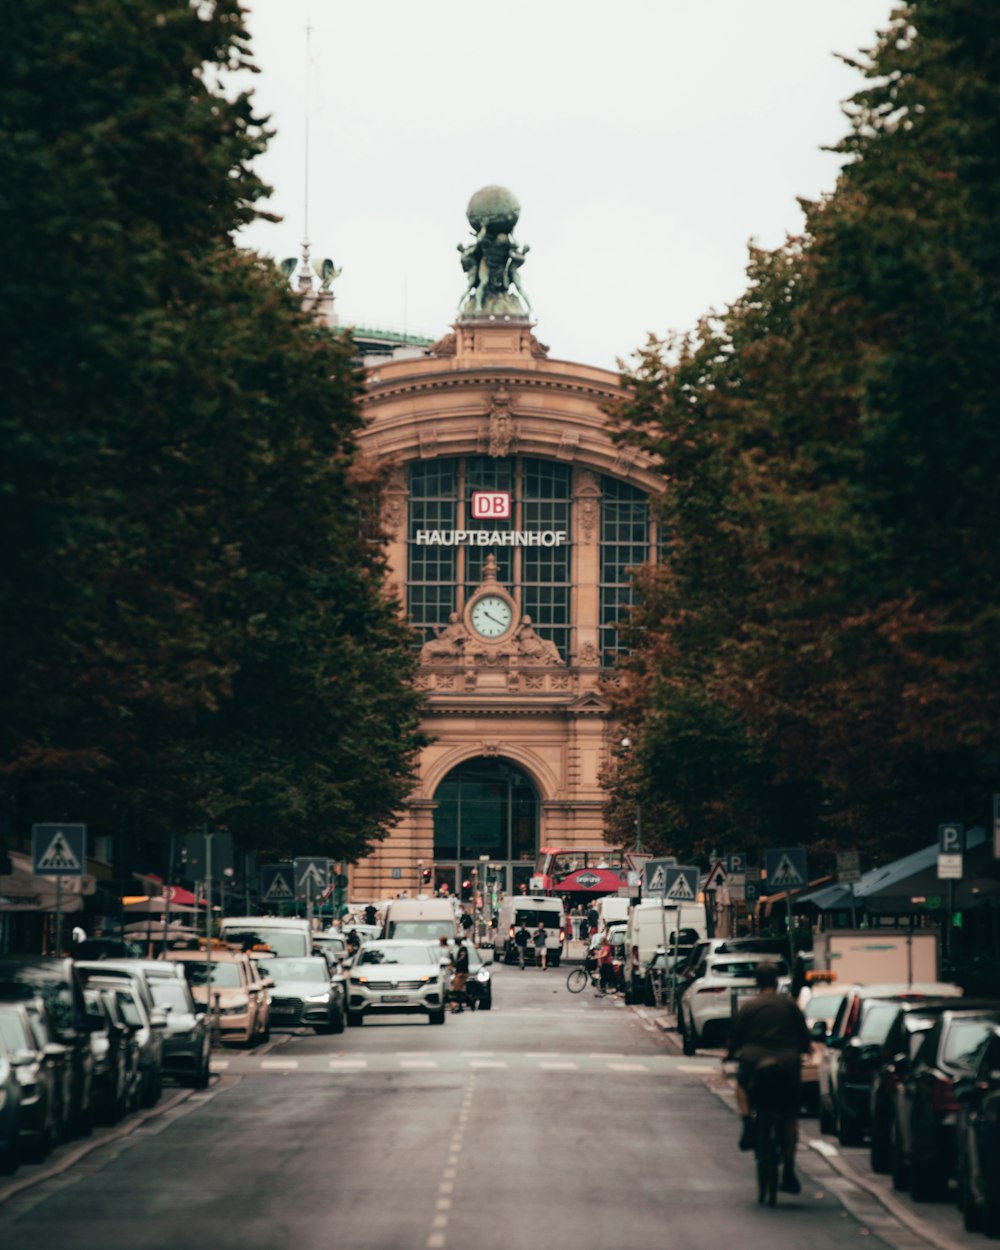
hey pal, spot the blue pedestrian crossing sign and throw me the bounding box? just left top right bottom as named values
left=260, top=865, right=295, bottom=904
left=763, top=848, right=808, bottom=890
left=294, top=857, right=329, bottom=900
left=643, top=857, right=677, bottom=896
left=32, top=823, right=86, bottom=876
left=663, top=866, right=700, bottom=903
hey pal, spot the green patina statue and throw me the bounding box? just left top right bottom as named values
left=457, top=185, right=532, bottom=318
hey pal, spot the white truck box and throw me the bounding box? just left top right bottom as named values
left=811, top=929, right=939, bottom=987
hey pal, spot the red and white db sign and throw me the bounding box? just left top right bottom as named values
left=471, top=491, right=511, bottom=520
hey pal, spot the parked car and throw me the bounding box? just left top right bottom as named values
left=83, top=986, right=137, bottom=1125
left=676, top=937, right=790, bottom=1005
left=679, top=953, right=790, bottom=1054
left=0, top=958, right=95, bottom=1138
left=147, top=977, right=211, bottom=1087
left=0, top=1047, right=21, bottom=1173
left=892, top=1004, right=1000, bottom=1201
left=797, top=985, right=848, bottom=1115
left=954, top=1023, right=1000, bottom=1235
left=345, top=940, right=449, bottom=1026
left=169, top=949, right=269, bottom=1046
left=256, top=957, right=345, bottom=1034
left=0, top=1000, right=63, bottom=1161
left=21, top=995, right=73, bottom=1142
left=313, top=932, right=350, bottom=971
left=818, top=982, right=962, bottom=1145
left=868, top=999, right=965, bottom=1173
left=85, top=976, right=165, bottom=1109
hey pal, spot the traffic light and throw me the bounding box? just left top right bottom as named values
left=461, top=878, right=472, bottom=901
left=422, top=867, right=432, bottom=885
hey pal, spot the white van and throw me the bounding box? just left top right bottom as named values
left=219, top=916, right=314, bottom=959
left=623, top=902, right=707, bottom=1004
left=497, top=896, right=566, bottom=966
left=594, top=896, right=630, bottom=930
left=381, top=898, right=459, bottom=943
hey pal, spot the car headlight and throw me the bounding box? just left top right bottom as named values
left=220, top=1002, right=248, bottom=1015
left=306, top=993, right=330, bottom=1004
left=350, top=976, right=369, bottom=985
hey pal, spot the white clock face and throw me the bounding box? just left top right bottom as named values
left=470, top=595, right=513, bottom=639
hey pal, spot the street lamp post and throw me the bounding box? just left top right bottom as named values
left=416, top=859, right=423, bottom=897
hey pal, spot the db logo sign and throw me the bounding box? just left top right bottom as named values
left=471, top=491, right=510, bottom=520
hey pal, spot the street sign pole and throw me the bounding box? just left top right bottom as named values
left=54, top=875, right=61, bottom=957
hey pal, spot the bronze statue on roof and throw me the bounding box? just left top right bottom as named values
left=457, top=185, right=532, bottom=319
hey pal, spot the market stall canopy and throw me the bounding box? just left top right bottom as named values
left=854, top=826, right=1000, bottom=915
left=122, top=895, right=198, bottom=915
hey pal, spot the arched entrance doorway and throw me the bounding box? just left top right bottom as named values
left=432, top=758, right=539, bottom=903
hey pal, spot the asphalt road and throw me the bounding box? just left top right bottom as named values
left=0, top=961, right=966, bottom=1250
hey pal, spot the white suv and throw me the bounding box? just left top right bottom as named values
left=679, top=952, right=789, bottom=1054
left=345, top=940, right=449, bottom=1026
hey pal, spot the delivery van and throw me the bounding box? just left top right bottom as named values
left=219, top=916, right=313, bottom=959
left=810, top=929, right=939, bottom=987
left=381, top=898, right=460, bottom=943
left=623, top=901, right=707, bottom=1003
left=497, top=896, right=566, bottom=966
left=594, top=896, right=630, bottom=929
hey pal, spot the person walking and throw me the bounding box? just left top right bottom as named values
left=451, top=939, right=470, bottom=1012
left=514, top=919, right=531, bottom=969
left=533, top=922, right=548, bottom=970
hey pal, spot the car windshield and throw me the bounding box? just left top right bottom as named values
left=806, top=994, right=845, bottom=1021
left=151, top=981, right=192, bottom=1012
left=357, top=945, right=432, bottom=966
left=259, top=960, right=327, bottom=984
left=858, top=1003, right=902, bottom=1043
left=0, top=1009, right=31, bottom=1052
left=710, top=960, right=787, bottom=978
left=181, top=961, right=242, bottom=988
left=944, top=1019, right=999, bottom=1066
left=0, top=974, right=75, bottom=1033
left=221, top=928, right=307, bottom=958
left=386, top=921, right=455, bottom=940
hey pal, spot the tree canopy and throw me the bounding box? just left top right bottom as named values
left=1, top=0, right=425, bottom=867
left=606, top=0, right=1000, bottom=868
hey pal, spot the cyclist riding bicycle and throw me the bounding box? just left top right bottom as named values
left=726, top=961, right=812, bottom=1195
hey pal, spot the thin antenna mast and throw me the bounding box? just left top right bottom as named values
left=303, top=16, right=313, bottom=250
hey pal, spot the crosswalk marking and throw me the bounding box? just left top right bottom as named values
left=260, top=1058, right=299, bottom=1070
left=539, top=1061, right=578, bottom=1070
left=400, top=1059, right=438, bottom=1069
left=329, top=1059, right=367, bottom=1069
left=469, top=1060, right=507, bottom=1069
left=609, top=1063, right=648, bottom=1072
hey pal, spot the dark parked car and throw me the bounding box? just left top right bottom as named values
left=0, top=999, right=64, bottom=1161
left=819, top=983, right=961, bottom=1145
left=256, top=957, right=345, bottom=1034
left=0, top=958, right=94, bottom=1138
left=148, top=977, right=210, bottom=1087
left=0, top=1046, right=21, bottom=1173
left=21, top=995, right=73, bottom=1143
left=955, top=1024, right=1000, bottom=1235
left=869, top=999, right=968, bottom=1173
left=893, top=1005, right=1000, bottom=1201
left=76, top=964, right=167, bottom=1107
left=83, top=987, right=138, bottom=1124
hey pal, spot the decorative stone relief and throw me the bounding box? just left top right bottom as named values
left=556, top=430, right=579, bottom=461
left=429, top=332, right=457, bottom=357
left=577, top=640, right=600, bottom=666
left=420, top=614, right=469, bottom=663
left=481, top=740, right=501, bottom=757
left=419, top=428, right=438, bottom=459
left=524, top=675, right=544, bottom=690
left=486, top=387, right=517, bottom=458
left=612, top=446, right=638, bottom=476
left=575, top=470, right=601, bottom=545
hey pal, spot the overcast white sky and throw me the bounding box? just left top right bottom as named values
left=238, top=1, right=898, bottom=371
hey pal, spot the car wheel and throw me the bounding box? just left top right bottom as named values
left=259, top=1019, right=270, bottom=1044
left=960, top=1171, right=983, bottom=1231
left=193, top=1060, right=210, bottom=1090
left=910, top=1156, right=944, bottom=1203
left=428, top=1008, right=446, bottom=1025
left=681, top=1013, right=697, bottom=1057
left=313, top=1022, right=334, bottom=1035
left=818, top=1089, right=835, bottom=1136
left=870, top=1113, right=891, bottom=1173
left=346, top=1010, right=363, bottom=1028
left=890, top=1119, right=909, bottom=1190
left=837, top=1102, right=864, bottom=1148
left=984, top=1185, right=1000, bottom=1239
left=643, top=976, right=657, bottom=1007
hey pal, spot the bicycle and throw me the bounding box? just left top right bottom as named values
left=750, top=1061, right=795, bottom=1207
left=566, top=966, right=613, bottom=995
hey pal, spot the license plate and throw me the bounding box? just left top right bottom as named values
left=272, top=1007, right=295, bottom=1015
left=380, top=994, right=409, bottom=1003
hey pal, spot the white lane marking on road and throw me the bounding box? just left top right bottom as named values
left=608, top=1063, right=649, bottom=1072
left=260, top=1059, right=299, bottom=1069
left=540, top=1061, right=578, bottom=1070
left=209, top=1059, right=229, bottom=1070
left=590, top=1053, right=626, bottom=1058
left=675, top=1063, right=717, bottom=1073
left=329, top=1059, right=367, bottom=1069
left=810, top=1138, right=839, bottom=1157
left=469, top=1060, right=507, bottom=1069
left=432, top=1215, right=448, bottom=1229
left=443, top=1168, right=457, bottom=1179
left=439, top=1181, right=454, bottom=1195
left=400, top=1059, right=438, bottom=1069
left=427, top=1235, right=446, bottom=1248
left=436, top=1198, right=452, bottom=1211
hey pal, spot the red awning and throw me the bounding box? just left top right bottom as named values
left=556, top=867, right=629, bottom=894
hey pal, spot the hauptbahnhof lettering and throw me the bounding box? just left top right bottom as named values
left=414, top=530, right=568, bottom=547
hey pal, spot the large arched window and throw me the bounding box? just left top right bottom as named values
left=433, top=758, right=538, bottom=863
left=408, top=457, right=572, bottom=657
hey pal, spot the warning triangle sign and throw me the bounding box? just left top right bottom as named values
left=298, top=863, right=326, bottom=889
left=265, top=872, right=293, bottom=900
left=37, top=831, right=81, bottom=871
left=769, top=854, right=803, bottom=887
left=647, top=865, right=666, bottom=893
left=665, top=873, right=696, bottom=901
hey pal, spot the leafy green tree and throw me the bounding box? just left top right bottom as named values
left=608, top=0, right=1000, bottom=865
left=1, top=1, right=424, bottom=867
